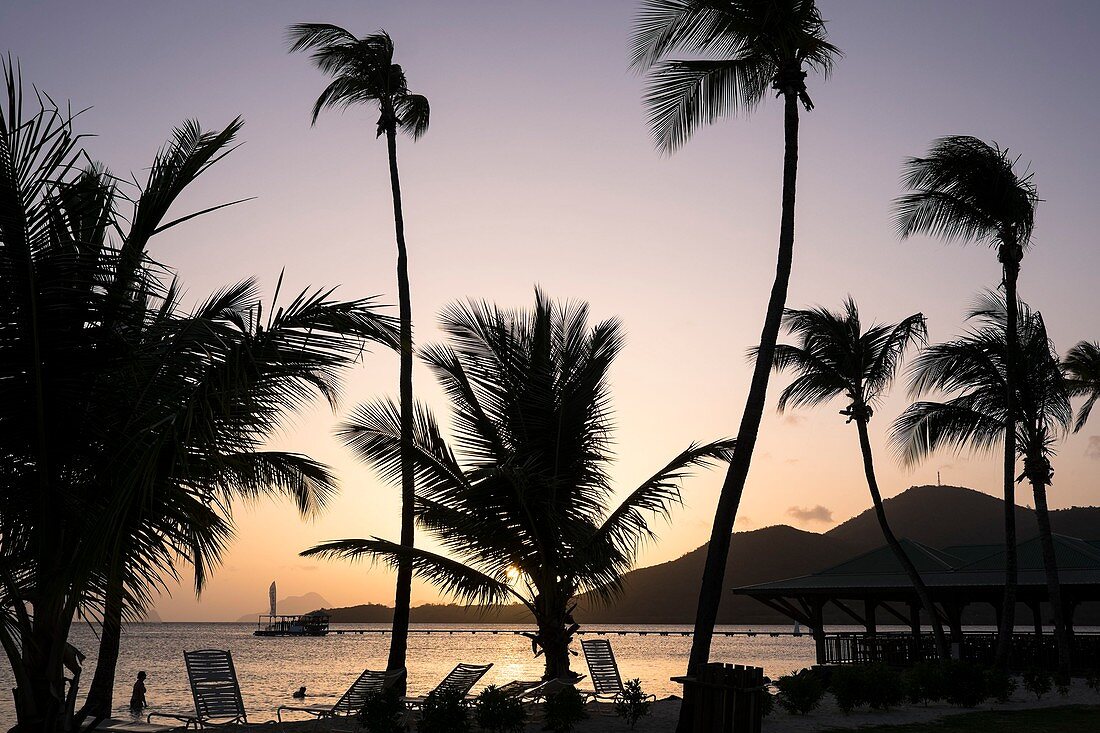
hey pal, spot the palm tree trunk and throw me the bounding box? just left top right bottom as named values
left=677, top=88, right=800, bottom=733
left=855, top=417, right=949, bottom=659
left=384, top=124, right=415, bottom=693
left=994, top=261, right=1020, bottom=667
left=1030, top=476, right=1071, bottom=674
left=74, top=572, right=125, bottom=726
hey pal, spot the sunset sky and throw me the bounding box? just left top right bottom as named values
left=4, top=0, right=1098, bottom=621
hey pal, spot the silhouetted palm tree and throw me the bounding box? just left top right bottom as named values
left=770, top=299, right=948, bottom=658
left=893, top=293, right=1072, bottom=674
left=1063, top=341, right=1100, bottom=432
left=289, top=23, right=429, bottom=685
left=893, top=136, right=1038, bottom=664
left=630, top=2, right=841, bottom=697
left=304, top=291, right=735, bottom=679
left=0, top=65, right=397, bottom=731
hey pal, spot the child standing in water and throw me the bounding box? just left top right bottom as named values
left=129, top=671, right=147, bottom=713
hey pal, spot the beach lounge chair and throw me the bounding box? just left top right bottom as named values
left=402, top=663, right=492, bottom=709
left=147, top=649, right=272, bottom=729
left=275, top=667, right=406, bottom=723
left=578, top=639, right=655, bottom=704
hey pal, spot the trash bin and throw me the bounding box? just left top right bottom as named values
left=672, top=663, right=765, bottom=733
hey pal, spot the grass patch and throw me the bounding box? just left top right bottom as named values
left=821, top=706, right=1100, bottom=732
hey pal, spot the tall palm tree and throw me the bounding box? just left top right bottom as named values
left=1063, top=341, right=1100, bottom=432
left=893, top=136, right=1038, bottom=664
left=892, top=293, right=1073, bottom=674
left=0, top=65, right=397, bottom=730
left=630, top=1, right=841, bottom=696
left=288, top=23, right=429, bottom=685
left=304, top=291, right=735, bottom=679
left=770, top=299, right=949, bottom=659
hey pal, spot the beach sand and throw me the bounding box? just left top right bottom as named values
left=272, top=678, right=1100, bottom=731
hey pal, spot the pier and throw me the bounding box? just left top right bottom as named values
left=325, top=628, right=805, bottom=637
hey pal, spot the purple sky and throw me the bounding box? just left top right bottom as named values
left=4, top=1, right=1099, bottom=620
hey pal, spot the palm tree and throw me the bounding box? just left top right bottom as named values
left=288, top=23, right=429, bottom=685
left=630, top=1, right=841, bottom=693
left=769, top=299, right=949, bottom=659
left=0, top=65, right=397, bottom=730
left=1063, top=341, right=1100, bottom=432
left=892, top=293, right=1073, bottom=674
left=77, top=279, right=396, bottom=725
left=304, top=290, right=735, bottom=679
left=893, top=136, right=1039, bottom=664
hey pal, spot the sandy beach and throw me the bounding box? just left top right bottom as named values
left=267, top=677, right=1100, bottom=731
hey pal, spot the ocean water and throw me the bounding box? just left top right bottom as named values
left=0, top=622, right=817, bottom=726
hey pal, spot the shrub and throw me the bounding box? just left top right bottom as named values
left=904, top=661, right=949, bottom=705
left=943, top=661, right=989, bottom=708
left=1055, top=672, right=1071, bottom=698
left=985, top=667, right=1017, bottom=703
left=827, top=666, right=865, bottom=714
left=1022, top=668, right=1053, bottom=700
left=863, top=664, right=905, bottom=711
left=419, top=687, right=470, bottom=733
left=542, top=686, right=587, bottom=733
left=614, top=679, right=652, bottom=730
left=475, top=685, right=528, bottom=733
left=357, top=689, right=406, bottom=733
left=774, top=669, right=825, bottom=715
left=1086, top=670, right=1100, bottom=695
left=759, top=681, right=776, bottom=718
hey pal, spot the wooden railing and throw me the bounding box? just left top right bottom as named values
left=823, top=631, right=1100, bottom=669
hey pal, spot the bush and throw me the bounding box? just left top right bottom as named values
left=760, top=681, right=776, bottom=718
left=904, top=661, right=949, bottom=705
left=985, top=667, right=1017, bottom=703
left=542, top=686, right=587, bottom=733
left=357, top=689, right=406, bottom=733
left=1055, top=672, right=1072, bottom=698
left=614, top=679, right=652, bottom=730
left=943, top=661, right=989, bottom=708
left=827, top=667, right=865, bottom=714
left=475, top=685, right=527, bottom=733
left=774, top=669, right=825, bottom=715
left=1022, top=668, right=1053, bottom=700
left=828, top=664, right=903, bottom=713
left=420, top=687, right=470, bottom=733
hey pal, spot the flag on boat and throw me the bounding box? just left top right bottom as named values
left=269, top=581, right=277, bottom=616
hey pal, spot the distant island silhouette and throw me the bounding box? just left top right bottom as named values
left=311, top=486, right=1100, bottom=625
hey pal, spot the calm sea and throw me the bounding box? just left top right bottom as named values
left=0, top=622, right=818, bottom=726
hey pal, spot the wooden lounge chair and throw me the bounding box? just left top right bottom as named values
left=275, top=667, right=405, bottom=723
left=147, top=649, right=272, bottom=729
left=578, top=639, right=655, bottom=704
left=402, top=663, right=492, bottom=709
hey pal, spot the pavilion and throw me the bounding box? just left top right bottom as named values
left=733, top=534, right=1100, bottom=669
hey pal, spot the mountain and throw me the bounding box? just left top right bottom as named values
left=576, top=524, right=858, bottom=623
left=236, top=591, right=330, bottom=622
left=824, top=485, right=1039, bottom=551
left=314, top=485, right=1100, bottom=624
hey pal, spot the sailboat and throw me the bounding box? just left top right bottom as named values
left=253, top=580, right=330, bottom=637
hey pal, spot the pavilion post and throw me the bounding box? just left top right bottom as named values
left=810, top=600, right=826, bottom=665
left=1028, top=600, right=1042, bottom=638
left=863, top=600, right=877, bottom=636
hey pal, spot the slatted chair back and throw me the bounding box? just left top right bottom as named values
left=435, top=663, right=492, bottom=697
left=184, top=649, right=246, bottom=723
left=332, top=668, right=405, bottom=716
left=581, top=639, right=623, bottom=696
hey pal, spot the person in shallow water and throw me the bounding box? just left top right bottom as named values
left=293, top=686, right=306, bottom=699
left=129, top=671, right=147, bottom=712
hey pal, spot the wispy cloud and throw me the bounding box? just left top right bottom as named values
left=1087, top=436, right=1100, bottom=460
left=786, top=505, right=834, bottom=524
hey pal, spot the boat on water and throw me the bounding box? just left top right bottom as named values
left=253, top=612, right=331, bottom=637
